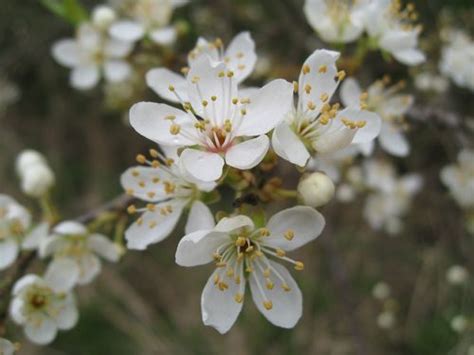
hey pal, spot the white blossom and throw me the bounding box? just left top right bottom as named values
left=297, top=172, right=335, bottom=207
left=377, top=311, right=395, bottom=329
left=9, top=262, right=79, bottom=345
left=0, top=338, right=17, bottom=355
left=362, top=0, right=425, bottom=66
left=16, top=150, right=55, bottom=198
left=52, top=22, right=133, bottom=90
left=304, top=0, right=367, bottom=43
left=130, top=57, right=293, bottom=182
left=446, top=265, right=469, bottom=285
left=0, top=77, right=20, bottom=113
left=439, top=30, right=474, bottom=92
left=121, top=146, right=217, bottom=249
left=372, top=282, right=391, bottom=300
left=272, top=49, right=381, bottom=168
left=40, top=221, right=120, bottom=285
left=451, top=315, right=468, bottom=333
left=440, top=149, right=474, bottom=209
left=175, top=206, right=325, bottom=333
left=0, top=195, right=31, bottom=270
left=109, top=0, right=188, bottom=45
left=341, top=77, right=413, bottom=157
left=414, top=72, right=448, bottom=93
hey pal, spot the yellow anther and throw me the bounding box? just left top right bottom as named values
left=245, top=245, right=254, bottom=253
left=152, top=177, right=160, bottom=184
left=218, top=281, right=229, bottom=291
left=318, top=64, right=327, bottom=73
left=282, top=283, right=291, bottom=292
left=213, top=274, right=220, bottom=284
left=235, top=236, right=246, bottom=247
left=304, top=84, right=312, bottom=94
left=226, top=268, right=234, bottom=277
left=235, top=275, right=241, bottom=284
left=137, top=217, right=144, bottom=226
left=214, top=38, right=223, bottom=48
left=224, top=119, right=232, bottom=132
left=181, top=66, right=189, bottom=75
left=125, top=188, right=134, bottom=196
left=302, top=65, right=311, bottom=74
left=254, top=250, right=263, bottom=257
left=169, top=123, right=181, bottom=135
left=293, top=81, right=298, bottom=93
left=127, top=205, right=137, bottom=214
left=136, top=154, right=146, bottom=164
left=236, top=51, right=244, bottom=59
left=360, top=103, right=368, bottom=110
left=149, top=221, right=157, bottom=229
left=284, top=229, right=294, bottom=241
left=165, top=115, right=176, bottom=121
left=211, top=95, right=217, bottom=101
left=202, top=100, right=208, bottom=107
left=147, top=192, right=156, bottom=199
left=337, top=70, right=346, bottom=81
left=216, top=261, right=227, bottom=268
left=263, top=268, right=271, bottom=278
left=238, top=64, right=246, bottom=70
left=240, top=108, right=247, bottom=116
left=294, top=261, right=304, bottom=271
left=320, top=93, right=329, bottom=102
left=234, top=293, right=244, bottom=303
left=168, top=85, right=175, bottom=92
left=194, top=121, right=206, bottom=131
left=146, top=203, right=155, bottom=211
left=356, top=120, right=367, bottom=128
left=166, top=158, right=174, bottom=166
left=276, top=248, right=286, bottom=257
left=259, top=228, right=270, bottom=237
left=148, top=149, right=159, bottom=158
left=218, top=71, right=225, bottom=78
left=232, top=98, right=239, bottom=105
left=227, top=71, right=234, bottom=78
left=213, top=252, right=221, bottom=261
left=360, top=92, right=369, bottom=101
left=191, top=76, right=200, bottom=84
left=266, top=280, right=274, bottom=290
left=131, top=169, right=140, bottom=177
left=151, top=160, right=160, bottom=168
left=307, top=101, right=316, bottom=110
left=164, top=181, right=176, bottom=194
left=245, top=266, right=254, bottom=273
left=263, top=300, right=273, bottom=310
left=138, top=181, right=146, bottom=188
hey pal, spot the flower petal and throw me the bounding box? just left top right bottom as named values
left=379, top=123, right=409, bottom=157
left=225, top=135, right=269, bottom=170
left=55, top=296, right=78, bottom=330
left=215, top=215, right=254, bottom=233
left=44, top=258, right=79, bottom=293
left=104, top=38, right=133, bottom=58
left=350, top=110, right=382, bottom=145
left=224, top=31, right=257, bottom=83
left=54, top=221, right=87, bottom=235
left=0, top=239, right=19, bottom=270
left=70, top=65, right=100, bottom=90
left=125, top=199, right=186, bottom=250
left=120, top=165, right=173, bottom=202
left=24, top=317, right=58, bottom=345
left=9, top=298, right=26, bottom=324
left=129, top=102, right=196, bottom=146
left=77, top=253, right=101, bottom=285
left=109, top=20, right=145, bottom=42
left=146, top=68, right=189, bottom=103
left=393, top=48, right=426, bottom=66
left=340, top=77, right=362, bottom=107
left=235, top=79, right=294, bottom=136
left=265, top=206, right=325, bottom=251
left=150, top=26, right=177, bottom=45
left=271, top=123, right=310, bottom=167
left=13, top=274, right=42, bottom=296
left=87, top=234, right=120, bottom=262
left=180, top=149, right=224, bottom=182
left=249, top=260, right=302, bottom=328
left=103, top=60, right=131, bottom=82
left=201, top=266, right=245, bottom=334
left=175, top=230, right=228, bottom=267
left=22, top=222, right=49, bottom=250
left=185, top=200, right=215, bottom=234
left=51, top=39, right=80, bottom=68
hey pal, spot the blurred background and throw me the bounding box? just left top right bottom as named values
left=1, top=0, right=474, bottom=354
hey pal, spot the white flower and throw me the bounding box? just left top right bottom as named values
left=109, top=0, right=188, bottom=44
left=372, top=282, right=391, bottom=300
left=16, top=150, right=55, bottom=198
left=377, top=311, right=395, bottom=329
left=362, top=0, right=425, bottom=66
left=175, top=206, right=325, bottom=333
left=414, top=72, right=448, bottom=93
left=52, top=23, right=133, bottom=90
left=271, top=49, right=381, bottom=168
left=146, top=32, right=257, bottom=103
left=0, top=338, right=17, bottom=355
left=304, top=0, right=366, bottom=43
left=341, top=77, right=413, bottom=157
left=451, top=315, right=468, bottom=333
left=0, top=77, right=20, bottom=113
left=40, top=221, right=120, bottom=285
left=9, top=262, right=79, bottom=345
left=130, top=57, right=294, bottom=182
left=297, top=172, right=335, bottom=207
left=440, top=149, right=474, bottom=209
left=121, top=146, right=217, bottom=249
left=439, top=30, right=474, bottom=92
left=446, top=265, right=469, bottom=285
left=0, top=195, right=31, bottom=270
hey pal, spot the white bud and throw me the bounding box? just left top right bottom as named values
left=336, top=183, right=355, bottom=202
left=0, top=338, right=16, bottom=355
left=92, top=5, right=116, bottom=29
left=377, top=311, right=395, bottom=329
left=446, top=265, right=469, bottom=285
left=297, top=172, right=335, bottom=208
left=451, top=315, right=468, bottom=333
left=372, top=282, right=391, bottom=300
left=16, top=150, right=55, bottom=198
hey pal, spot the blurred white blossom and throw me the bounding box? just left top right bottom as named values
left=372, top=282, right=391, bottom=300
left=0, top=338, right=17, bottom=355
left=0, top=77, right=20, bottom=113
left=377, top=311, right=395, bottom=329
left=10, top=263, right=79, bottom=345
left=440, top=149, right=474, bottom=209
left=16, top=150, right=55, bottom=198
left=414, top=72, right=448, bottom=93
left=175, top=206, right=325, bottom=333
left=451, top=315, right=468, bottom=333
left=446, top=265, right=469, bottom=285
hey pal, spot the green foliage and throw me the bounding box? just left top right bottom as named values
left=410, top=316, right=458, bottom=355
left=40, top=0, right=88, bottom=25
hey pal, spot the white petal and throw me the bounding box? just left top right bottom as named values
left=54, top=221, right=87, bottom=235
left=350, top=110, right=382, bottom=145
left=224, top=31, right=257, bottom=83
left=9, top=298, right=26, bottom=324
left=70, top=65, right=100, bottom=90
left=185, top=200, right=215, bottom=234
left=265, top=206, right=325, bottom=251
left=249, top=260, right=302, bottom=328
left=24, top=317, right=57, bottom=345
left=55, top=297, right=78, bottom=330
left=51, top=39, right=80, bottom=67
left=109, top=20, right=145, bottom=42
left=235, top=79, right=294, bottom=136
left=150, top=27, right=177, bottom=45
left=340, top=77, right=362, bottom=107
left=393, top=48, right=426, bottom=66
left=400, top=174, right=423, bottom=194
left=175, top=230, right=228, bottom=267
left=104, top=38, right=133, bottom=58
left=125, top=199, right=186, bottom=250
left=22, top=222, right=49, bottom=250
left=313, top=122, right=356, bottom=155
left=271, top=123, right=310, bottom=167
left=12, top=274, right=42, bottom=295
left=0, top=338, right=16, bottom=355
left=180, top=149, right=224, bottom=182
left=87, top=234, right=120, bottom=262
left=382, top=95, right=413, bottom=117
left=146, top=68, right=188, bottom=103
left=44, top=258, right=79, bottom=293
left=103, top=60, right=131, bottom=82
left=39, top=235, right=64, bottom=258
left=0, top=239, right=19, bottom=270
left=297, top=49, right=340, bottom=114
left=379, top=124, right=409, bottom=157
left=120, top=166, right=173, bottom=202
left=225, top=135, right=269, bottom=170
left=201, top=266, right=245, bottom=334
left=76, top=253, right=101, bottom=285
left=215, top=215, right=254, bottom=233
left=129, top=102, right=196, bottom=146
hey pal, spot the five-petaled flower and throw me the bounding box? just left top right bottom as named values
left=175, top=206, right=325, bottom=333
left=130, top=57, right=294, bottom=182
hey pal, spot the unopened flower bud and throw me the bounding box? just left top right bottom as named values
left=377, top=311, right=395, bottom=329
left=446, top=265, right=469, bottom=285
left=297, top=172, right=335, bottom=208
left=16, top=150, right=55, bottom=198
left=92, top=5, right=116, bottom=29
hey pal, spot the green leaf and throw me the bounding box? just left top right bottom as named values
left=40, top=0, right=88, bottom=26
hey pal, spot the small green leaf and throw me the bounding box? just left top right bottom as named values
left=40, top=0, right=88, bottom=26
